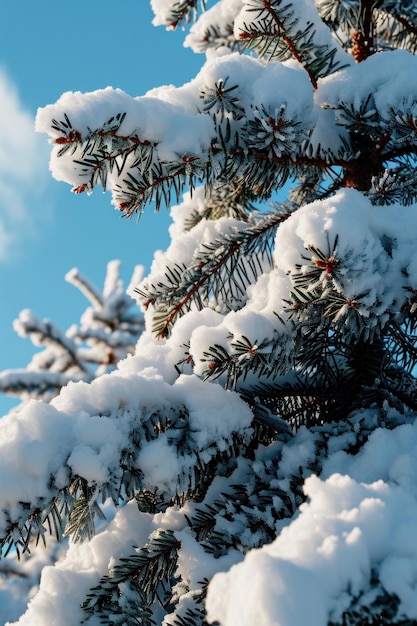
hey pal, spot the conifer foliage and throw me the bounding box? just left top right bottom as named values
left=0, top=261, right=144, bottom=405
left=3, top=1, right=417, bottom=625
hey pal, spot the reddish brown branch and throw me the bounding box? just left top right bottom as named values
left=158, top=211, right=292, bottom=338
left=264, top=0, right=318, bottom=89
left=55, top=129, right=82, bottom=145
left=159, top=243, right=241, bottom=338
left=239, top=0, right=318, bottom=89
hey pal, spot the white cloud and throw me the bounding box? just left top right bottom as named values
left=0, top=69, right=50, bottom=261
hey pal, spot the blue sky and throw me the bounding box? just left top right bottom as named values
left=0, top=1, right=203, bottom=414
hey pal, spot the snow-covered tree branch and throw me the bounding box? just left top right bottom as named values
left=3, top=1, right=417, bottom=624
left=0, top=261, right=144, bottom=404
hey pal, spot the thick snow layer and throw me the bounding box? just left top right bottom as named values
left=317, top=49, right=417, bottom=118
left=0, top=369, right=253, bottom=537
left=134, top=187, right=417, bottom=385
left=184, top=0, right=243, bottom=53
left=234, top=0, right=352, bottom=71
left=207, top=464, right=417, bottom=625
left=275, top=188, right=417, bottom=320
left=35, top=52, right=315, bottom=201
left=35, top=86, right=214, bottom=176
left=7, top=409, right=417, bottom=625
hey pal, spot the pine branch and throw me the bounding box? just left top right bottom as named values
left=162, top=0, right=206, bottom=29
left=244, top=368, right=372, bottom=427
left=392, top=11, right=417, bottom=37
left=386, top=317, right=417, bottom=373
left=317, top=0, right=363, bottom=33
left=328, top=570, right=405, bottom=626
left=82, top=529, right=181, bottom=622
left=49, top=104, right=363, bottom=217
left=50, top=119, right=187, bottom=216
left=379, top=0, right=417, bottom=37
left=0, top=262, right=143, bottom=404
left=368, top=162, right=417, bottom=205
left=184, top=184, right=258, bottom=226
left=65, top=268, right=104, bottom=309
left=0, top=370, right=78, bottom=401
left=13, top=312, right=89, bottom=375
left=137, top=207, right=291, bottom=338
left=318, top=0, right=417, bottom=57
left=190, top=22, right=242, bottom=54
left=48, top=75, right=368, bottom=218
left=64, top=480, right=107, bottom=543
left=0, top=391, right=253, bottom=557
left=117, top=156, right=210, bottom=217
left=237, top=0, right=346, bottom=87
left=200, top=77, right=245, bottom=120
left=290, top=164, right=346, bottom=205
left=0, top=405, right=182, bottom=555
left=168, top=605, right=209, bottom=626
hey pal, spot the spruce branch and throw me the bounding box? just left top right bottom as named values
left=184, top=183, right=259, bottom=225
left=49, top=103, right=373, bottom=216
left=0, top=370, right=77, bottom=400
left=199, top=323, right=295, bottom=391
left=237, top=0, right=346, bottom=87
left=245, top=375, right=354, bottom=427
left=375, top=8, right=417, bottom=54
left=13, top=313, right=89, bottom=377
left=289, top=164, right=345, bottom=205
left=318, top=0, right=417, bottom=58
left=0, top=395, right=253, bottom=558
left=168, top=605, right=208, bottom=626
left=378, top=0, right=417, bottom=37
left=328, top=571, right=405, bottom=626
left=243, top=103, right=308, bottom=159
left=191, top=22, right=242, bottom=54
left=387, top=315, right=417, bottom=374
left=82, top=529, right=181, bottom=622
left=0, top=262, right=143, bottom=404
left=162, top=0, right=206, bottom=29
left=317, top=0, right=362, bottom=33
left=368, top=162, right=417, bottom=205
left=136, top=207, right=291, bottom=338
left=200, top=77, right=245, bottom=119
left=115, top=156, right=209, bottom=217
left=393, top=10, right=417, bottom=38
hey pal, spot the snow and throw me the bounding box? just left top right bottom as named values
left=35, top=52, right=316, bottom=207
left=36, top=37, right=417, bottom=220
left=131, top=186, right=417, bottom=390
left=0, top=367, right=253, bottom=540
left=5, top=179, right=417, bottom=623
left=7, top=2, right=417, bottom=625
left=150, top=0, right=182, bottom=26
left=184, top=0, right=243, bottom=53
left=7, top=502, right=155, bottom=626
left=35, top=86, right=214, bottom=189
left=4, top=385, right=417, bottom=625
left=274, top=188, right=417, bottom=318
left=207, top=470, right=417, bottom=626
left=317, top=49, right=417, bottom=119
left=234, top=0, right=352, bottom=71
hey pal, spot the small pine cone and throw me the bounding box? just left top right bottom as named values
left=351, top=30, right=372, bottom=63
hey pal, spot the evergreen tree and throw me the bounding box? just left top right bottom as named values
left=2, top=1, right=417, bottom=624
left=0, top=260, right=144, bottom=406
left=0, top=261, right=143, bottom=624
